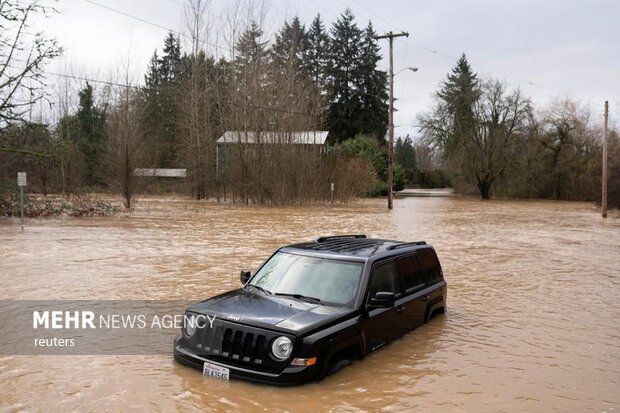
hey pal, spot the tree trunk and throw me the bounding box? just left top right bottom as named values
left=124, top=142, right=131, bottom=209
left=553, top=172, right=562, bottom=200
left=477, top=179, right=492, bottom=200
left=60, top=157, right=66, bottom=195
left=42, top=172, right=48, bottom=196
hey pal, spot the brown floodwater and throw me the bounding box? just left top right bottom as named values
left=0, top=196, right=619, bottom=412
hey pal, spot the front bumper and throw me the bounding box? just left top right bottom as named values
left=173, top=336, right=319, bottom=386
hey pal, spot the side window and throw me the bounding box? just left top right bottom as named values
left=417, top=248, right=441, bottom=284
left=395, top=255, right=423, bottom=291
left=368, top=262, right=400, bottom=299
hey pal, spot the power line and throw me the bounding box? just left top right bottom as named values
left=164, top=0, right=287, bottom=24
left=307, top=0, right=341, bottom=20
left=165, top=0, right=227, bottom=23
left=77, top=0, right=395, bottom=100
left=336, top=0, right=568, bottom=96
left=80, top=0, right=395, bottom=105
left=62, top=1, right=409, bottom=123
left=2, top=62, right=318, bottom=117
left=407, top=41, right=560, bottom=93
left=82, top=0, right=582, bottom=99
left=51, top=70, right=142, bottom=90
left=348, top=0, right=394, bottom=30
left=45, top=69, right=322, bottom=116
left=44, top=68, right=405, bottom=131
left=80, top=0, right=233, bottom=54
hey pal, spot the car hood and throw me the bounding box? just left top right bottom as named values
left=187, top=289, right=353, bottom=334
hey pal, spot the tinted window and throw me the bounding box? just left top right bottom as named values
left=394, top=255, right=423, bottom=290
left=368, top=262, right=400, bottom=298
left=417, top=248, right=442, bottom=284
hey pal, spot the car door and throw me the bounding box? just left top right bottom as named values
left=416, top=247, right=446, bottom=321
left=362, top=260, right=406, bottom=353
left=394, top=254, right=427, bottom=331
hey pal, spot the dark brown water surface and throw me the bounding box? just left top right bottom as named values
left=0, top=197, right=618, bottom=412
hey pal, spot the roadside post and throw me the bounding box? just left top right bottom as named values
left=17, top=172, right=26, bottom=230
left=330, top=182, right=335, bottom=206
left=602, top=101, right=608, bottom=218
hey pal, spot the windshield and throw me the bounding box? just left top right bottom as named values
left=247, top=252, right=363, bottom=306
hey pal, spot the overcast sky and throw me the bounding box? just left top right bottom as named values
left=37, top=0, right=619, bottom=137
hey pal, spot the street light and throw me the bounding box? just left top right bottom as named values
left=387, top=66, right=418, bottom=210
left=395, top=66, right=418, bottom=76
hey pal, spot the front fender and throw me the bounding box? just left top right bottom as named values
left=298, top=315, right=365, bottom=377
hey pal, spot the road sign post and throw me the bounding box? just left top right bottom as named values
left=17, top=172, right=26, bottom=230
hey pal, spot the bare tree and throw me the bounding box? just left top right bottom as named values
left=0, top=0, right=62, bottom=125
left=105, top=59, right=152, bottom=208
left=536, top=98, right=592, bottom=199
left=51, top=63, right=84, bottom=195
left=414, top=142, right=435, bottom=171
left=468, top=80, right=532, bottom=199
left=421, top=78, right=531, bottom=199
left=177, top=0, right=223, bottom=200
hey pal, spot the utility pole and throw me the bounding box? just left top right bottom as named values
left=375, top=31, right=409, bottom=210
left=602, top=101, right=609, bottom=218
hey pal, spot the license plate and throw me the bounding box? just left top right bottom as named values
left=203, top=361, right=230, bottom=381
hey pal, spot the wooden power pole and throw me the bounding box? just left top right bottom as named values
left=375, top=31, right=409, bottom=210
left=602, top=101, right=609, bottom=218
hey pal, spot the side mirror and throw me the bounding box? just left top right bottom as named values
left=369, top=291, right=395, bottom=308
left=240, top=269, right=251, bottom=284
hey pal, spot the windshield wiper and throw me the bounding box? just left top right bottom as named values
left=245, top=284, right=272, bottom=295
left=274, top=293, right=322, bottom=304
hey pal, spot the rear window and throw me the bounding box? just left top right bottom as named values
left=394, top=255, right=423, bottom=291
left=417, top=248, right=442, bottom=284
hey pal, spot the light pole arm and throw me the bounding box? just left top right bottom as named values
left=394, top=66, right=418, bottom=76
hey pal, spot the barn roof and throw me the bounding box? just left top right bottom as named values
left=133, top=168, right=187, bottom=177
left=217, top=131, right=329, bottom=145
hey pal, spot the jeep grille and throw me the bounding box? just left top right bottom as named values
left=188, top=319, right=290, bottom=369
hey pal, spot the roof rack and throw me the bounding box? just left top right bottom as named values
left=316, top=234, right=367, bottom=243
left=386, top=241, right=427, bottom=250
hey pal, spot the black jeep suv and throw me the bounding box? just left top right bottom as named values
left=173, top=235, right=447, bottom=385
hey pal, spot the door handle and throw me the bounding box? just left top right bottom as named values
left=421, top=295, right=429, bottom=302
left=395, top=306, right=406, bottom=313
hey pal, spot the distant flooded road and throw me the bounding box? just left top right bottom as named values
left=1, top=197, right=619, bottom=412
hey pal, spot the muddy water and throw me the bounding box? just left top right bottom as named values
left=0, top=197, right=618, bottom=412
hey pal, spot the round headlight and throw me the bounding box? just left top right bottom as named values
left=271, top=336, right=293, bottom=360
left=184, top=314, right=197, bottom=337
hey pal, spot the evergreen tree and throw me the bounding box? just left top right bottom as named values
left=304, top=14, right=329, bottom=88
left=420, top=56, right=531, bottom=199
left=271, top=17, right=309, bottom=78
left=436, top=53, right=481, bottom=155
left=176, top=50, right=224, bottom=200
left=141, top=32, right=184, bottom=167
left=233, top=22, right=269, bottom=98
left=326, top=9, right=364, bottom=143
left=232, top=22, right=269, bottom=131
left=144, top=51, right=161, bottom=88
left=160, top=33, right=182, bottom=83
left=356, top=22, right=388, bottom=141
left=419, top=54, right=481, bottom=190
left=234, top=22, right=269, bottom=73
left=395, top=135, right=416, bottom=183
left=75, top=83, right=107, bottom=186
